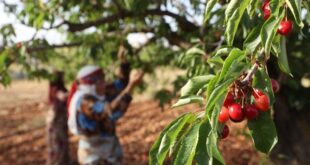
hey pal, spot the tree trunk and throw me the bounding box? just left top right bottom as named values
left=271, top=94, right=310, bottom=165
left=47, top=71, right=69, bottom=165
left=46, top=97, right=70, bottom=165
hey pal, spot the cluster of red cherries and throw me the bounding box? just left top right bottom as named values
left=262, top=0, right=293, bottom=36
left=219, top=79, right=280, bottom=139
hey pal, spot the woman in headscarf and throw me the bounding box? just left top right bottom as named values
left=67, top=45, right=144, bottom=165
left=47, top=71, right=69, bottom=165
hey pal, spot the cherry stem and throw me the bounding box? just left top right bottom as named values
left=285, top=3, right=288, bottom=21
left=252, top=87, right=260, bottom=98
left=241, top=63, right=259, bottom=84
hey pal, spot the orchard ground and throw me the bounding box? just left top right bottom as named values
left=0, top=70, right=273, bottom=165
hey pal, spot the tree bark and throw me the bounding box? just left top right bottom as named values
left=46, top=72, right=69, bottom=165
left=46, top=98, right=70, bottom=165
left=270, top=90, right=310, bottom=165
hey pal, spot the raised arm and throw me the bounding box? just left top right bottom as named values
left=100, top=70, right=144, bottom=123
left=105, top=44, right=132, bottom=102
left=79, top=70, right=143, bottom=119
left=109, top=70, right=144, bottom=110
left=117, top=44, right=131, bottom=86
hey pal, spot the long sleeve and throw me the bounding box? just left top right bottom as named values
left=104, top=61, right=132, bottom=119
left=77, top=94, right=132, bottom=135
left=118, top=62, right=131, bottom=87
left=77, top=95, right=113, bottom=135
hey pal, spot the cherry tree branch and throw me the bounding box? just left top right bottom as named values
left=111, top=0, right=124, bottom=12
left=41, top=22, right=65, bottom=30
left=64, top=9, right=198, bottom=33
left=240, top=49, right=266, bottom=84
left=241, top=63, right=259, bottom=84
left=27, top=42, right=82, bottom=52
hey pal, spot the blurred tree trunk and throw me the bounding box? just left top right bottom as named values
left=46, top=71, right=69, bottom=165
left=271, top=94, right=310, bottom=165
left=267, top=58, right=310, bottom=165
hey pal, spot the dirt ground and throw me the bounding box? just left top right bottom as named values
left=0, top=80, right=269, bottom=165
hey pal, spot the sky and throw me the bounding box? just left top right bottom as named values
left=2, top=0, right=305, bottom=47
left=0, top=0, right=153, bottom=47
left=0, top=0, right=206, bottom=48
left=0, top=0, right=66, bottom=44
left=0, top=1, right=165, bottom=47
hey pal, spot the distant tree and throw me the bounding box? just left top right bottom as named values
left=0, top=0, right=310, bottom=164
left=47, top=71, right=69, bottom=165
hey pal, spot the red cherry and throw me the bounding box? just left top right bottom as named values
left=262, top=0, right=271, bottom=20
left=223, top=92, right=234, bottom=106
left=253, top=90, right=270, bottom=111
left=215, top=31, right=222, bottom=39
left=263, top=9, right=271, bottom=20
left=220, top=125, right=229, bottom=139
left=271, top=79, right=280, bottom=93
left=252, top=89, right=264, bottom=98
left=218, top=106, right=230, bottom=123
left=236, top=90, right=244, bottom=98
left=277, top=20, right=293, bottom=36
left=244, top=105, right=259, bottom=120
left=262, top=0, right=270, bottom=10
left=16, top=43, right=22, bottom=49
left=228, top=103, right=244, bottom=122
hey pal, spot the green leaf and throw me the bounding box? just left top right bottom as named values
left=218, top=48, right=247, bottom=83
left=195, top=120, right=211, bottom=165
left=154, top=89, right=174, bottom=110
left=208, top=100, right=226, bottom=164
left=248, top=112, right=278, bottom=154
left=149, top=113, right=196, bottom=165
left=169, top=121, right=194, bottom=161
left=213, top=47, right=232, bottom=57
left=260, top=15, right=282, bottom=55
left=285, top=0, right=304, bottom=27
left=174, top=121, right=201, bottom=165
left=210, top=97, right=226, bottom=130
left=124, top=0, right=133, bottom=10
left=206, top=73, right=220, bottom=101
left=252, top=67, right=275, bottom=105
left=278, top=36, right=292, bottom=76
left=172, top=96, right=203, bottom=108
left=206, top=78, right=235, bottom=115
left=304, top=1, right=310, bottom=25
left=207, top=131, right=224, bottom=164
left=206, top=49, right=248, bottom=114
left=224, top=0, right=251, bottom=46
left=185, top=47, right=205, bottom=56
left=244, top=25, right=262, bottom=53
left=207, top=56, right=224, bottom=66
left=247, top=0, right=259, bottom=19
left=204, top=0, right=218, bottom=23
left=34, top=12, right=45, bottom=29
left=271, top=35, right=281, bottom=57
left=224, top=0, right=240, bottom=23
left=0, top=53, right=8, bottom=71
left=181, top=75, right=215, bottom=97
left=269, top=0, right=285, bottom=15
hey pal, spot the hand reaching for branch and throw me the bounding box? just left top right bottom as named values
left=117, top=44, right=126, bottom=62
left=110, top=69, right=144, bottom=111
left=129, top=70, right=144, bottom=87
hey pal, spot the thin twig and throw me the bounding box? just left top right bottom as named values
left=241, top=49, right=265, bottom=84
left=214, top=36, right=225, bottom=50
left=241, top=63, right=259, bottom=84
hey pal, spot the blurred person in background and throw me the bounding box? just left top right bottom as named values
left=67, top=45, right=144, bottom=165
left=47, top=71, right=69, bottom=165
